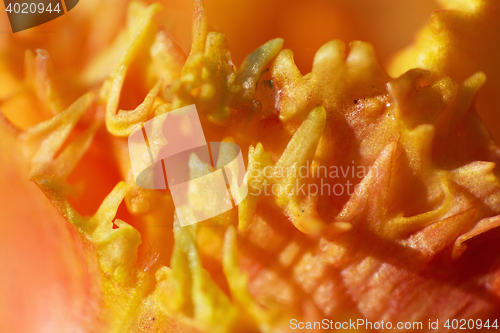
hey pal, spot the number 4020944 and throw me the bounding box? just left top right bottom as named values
left=6, top=2, right=61, bottom=14
left=443, top=319, right=498, bottom=330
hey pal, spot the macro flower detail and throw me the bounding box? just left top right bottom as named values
left=0, top=0, right=500, bottom=332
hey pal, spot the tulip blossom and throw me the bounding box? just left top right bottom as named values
left=0, top=0, right=499, bottom=332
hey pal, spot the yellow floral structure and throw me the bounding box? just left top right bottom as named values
left=0, top=0, right=499, bottom=332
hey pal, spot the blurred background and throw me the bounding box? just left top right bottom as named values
left=0, top=0, right=439, bottom=74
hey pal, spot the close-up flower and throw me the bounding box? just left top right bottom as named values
left=0, top=0, right=499, bottom=332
